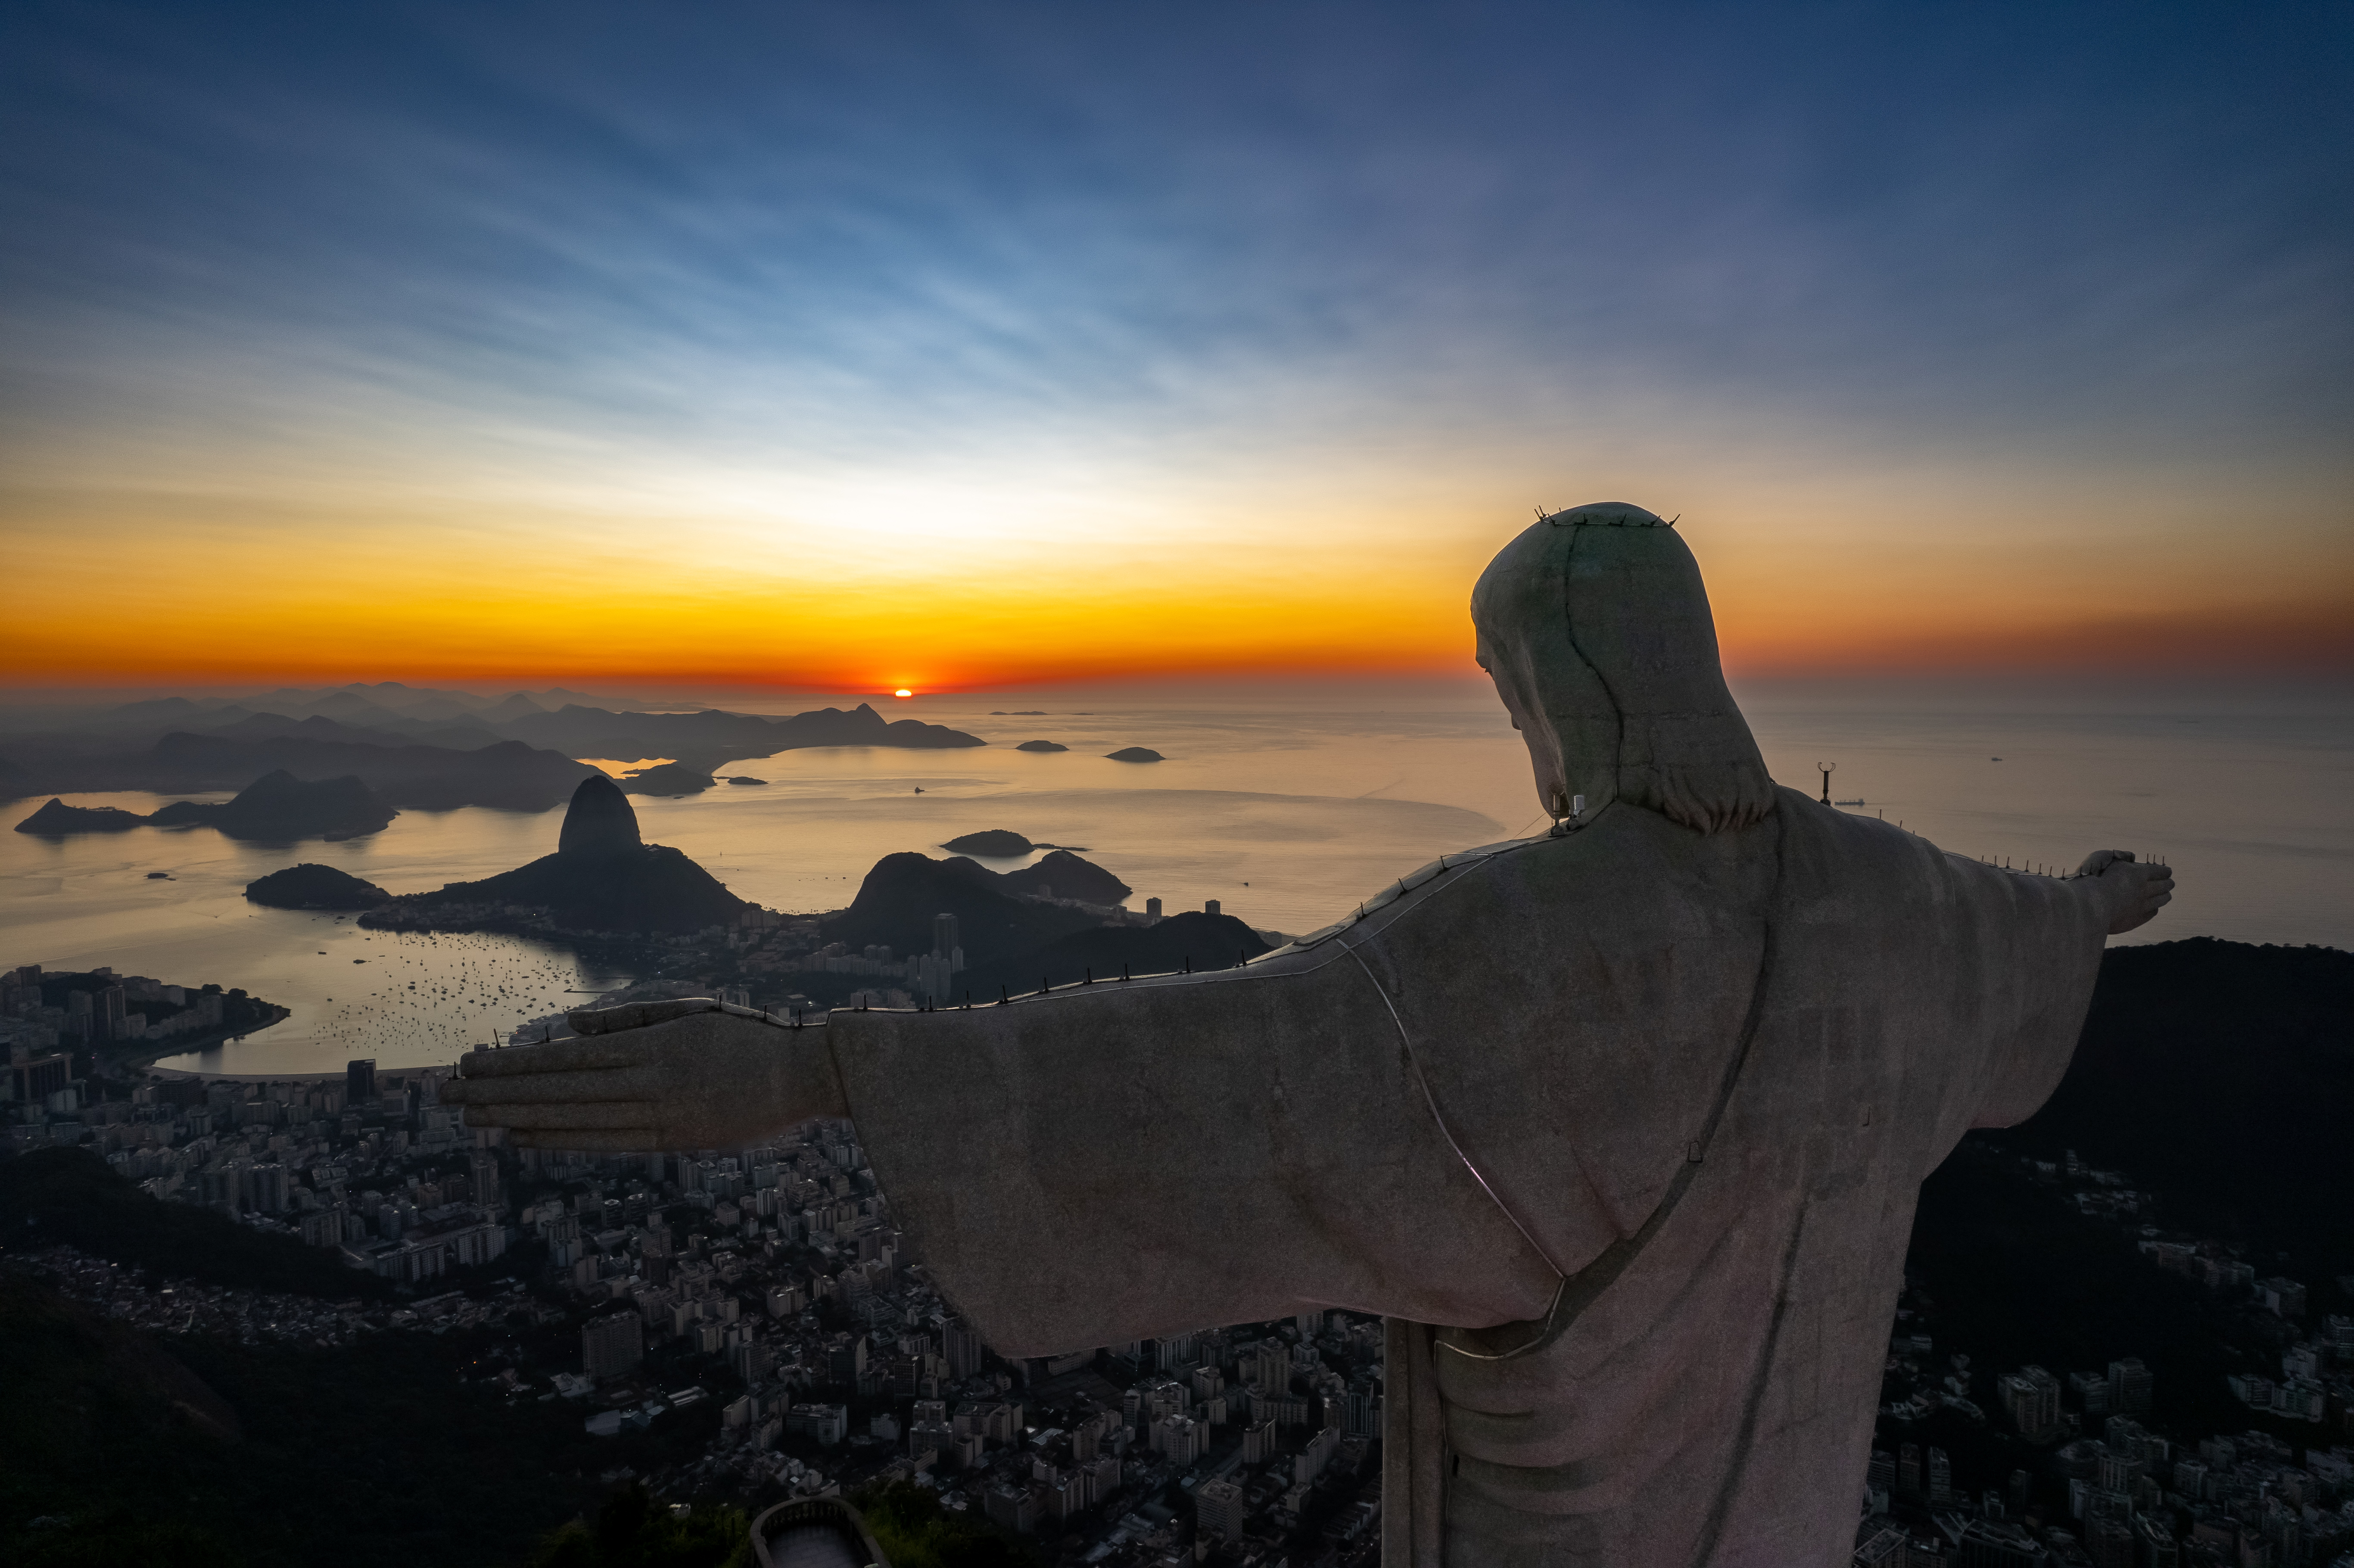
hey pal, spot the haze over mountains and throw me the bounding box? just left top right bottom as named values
left=0, top=682, right=987, bottom=811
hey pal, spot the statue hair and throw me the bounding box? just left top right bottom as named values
left=1472, top=503, right=1777, bottom=836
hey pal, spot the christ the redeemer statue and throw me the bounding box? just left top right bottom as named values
left=446, top=502, right=2173, bottom=1568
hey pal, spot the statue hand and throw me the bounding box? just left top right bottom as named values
left=441, top=999, right=847, bottom=1151
left=2076, top=850, right=2175, bottom=935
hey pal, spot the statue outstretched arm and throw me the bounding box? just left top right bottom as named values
left=447, top=964, right=1561, bottom=1353
left=823, top=955, right=1563, bottom=1353
left=1948, top=848, right=2175, bottom=1130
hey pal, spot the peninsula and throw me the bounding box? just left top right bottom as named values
left=13, top=799, right=146, bottom=835
left=361, top=775, right=745, bottom=935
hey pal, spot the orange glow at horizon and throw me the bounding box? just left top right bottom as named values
left=3, top=476, right=2348, bottom=693
left=7, top=3, right=2350, bottom=708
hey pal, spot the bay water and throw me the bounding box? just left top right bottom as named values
left=2, top=682, right=2345, bottom=1076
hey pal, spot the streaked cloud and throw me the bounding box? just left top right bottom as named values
left=3, top=1, right=2348, bottom=688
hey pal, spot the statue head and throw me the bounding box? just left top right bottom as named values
left=1472, top=502, right=1775, bottom=835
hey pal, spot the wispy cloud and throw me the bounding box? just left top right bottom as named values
left=3, top=0, right=2348, bottom=685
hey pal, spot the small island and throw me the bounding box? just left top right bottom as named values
left=941, top=829, right=1037, bottom=856
left=1014, top=740, right=1069, bottom=753
left=148, top=769, right=395, bottom=841
left=1105, top=746, right=1165, bottom=763
left=724, top=776, right=767, bottom=786
left=244, top=863, right=392, bottom=910
left=13, top=799, right=148, bottom=835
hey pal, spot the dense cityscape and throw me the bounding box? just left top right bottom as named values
left=3, top=959, right=1388, bottom=1568
left=4, top=947, right=2349, bottom=1568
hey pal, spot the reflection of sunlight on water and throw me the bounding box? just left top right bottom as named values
left=577, top=757, right=676, bottom=777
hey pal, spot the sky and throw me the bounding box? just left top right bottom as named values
left=3, top=1, right=2348, bottom=694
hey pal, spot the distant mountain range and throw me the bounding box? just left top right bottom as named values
left=144, top=735, right=597, bottom=810
left=0, top=685, right=989, bottom=808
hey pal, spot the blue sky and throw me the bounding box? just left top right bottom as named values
left=4, top=1, right=2349, bottom=685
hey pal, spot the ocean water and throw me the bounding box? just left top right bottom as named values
left=3, top=684, right=2346, bottom=1075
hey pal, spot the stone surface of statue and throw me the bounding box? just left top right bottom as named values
left=447, top=504, right=2173, bottom=1568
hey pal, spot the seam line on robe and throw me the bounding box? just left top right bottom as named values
left=1343, top=943, right=1574, bottom=1285
left=1687, top=1197, right=1812, bottom=1568
left=1433, top=809, right=1788, bottom=1363
left=1558, top=520, right=1629, bottom=815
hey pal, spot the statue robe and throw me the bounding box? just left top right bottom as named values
left=825, top=787, right=2109, bottom=1568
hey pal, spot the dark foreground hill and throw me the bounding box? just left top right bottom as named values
left=1878, top=939, right=2354, bottom=1515
left=0, top=1148, right=729, bottom=1567
left=0, top=1147, right=385, bottom=1300
left=2005, top=937, right=2353, bottom=1262
left=0, top=1267, right=594, bottom=1568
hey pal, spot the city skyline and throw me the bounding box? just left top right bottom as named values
left=4, top=2, right=2349, bottom=692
